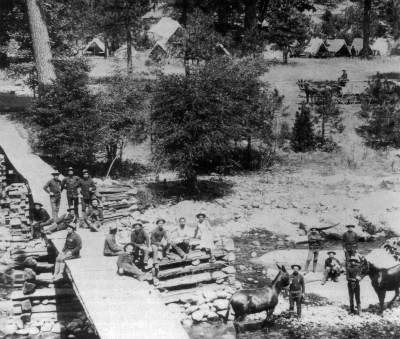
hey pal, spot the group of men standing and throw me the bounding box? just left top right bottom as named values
left=287, top=224, right=363, bottom=317
left=103, top=213, right=216, bottom=285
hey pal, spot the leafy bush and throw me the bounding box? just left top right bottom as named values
left=358, top=75, right=400, bottom=148
left=151, top=57, right=283, bottom=187
left=291, top=104, right=315, bottom=152
left=30, top=58, right=101, bottom=168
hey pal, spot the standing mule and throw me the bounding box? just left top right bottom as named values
left=225, top=264, right=290, bottom=337
left=365, top=261, right=400, bottom=314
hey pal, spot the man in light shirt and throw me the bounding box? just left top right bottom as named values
left=170, top=217, right=191, bottom=259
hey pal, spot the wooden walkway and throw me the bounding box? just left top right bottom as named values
left=49, top=229, right=189, bottom=339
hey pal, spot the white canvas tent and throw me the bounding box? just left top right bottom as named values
left=350, top=38, right=363, bottom=56
left=148, top=17, right=183, bottom=43
left=371, top=38, right=391, bottom=56
left=114, top=43, right=137, bottom=59
left=325, top=39, right=351, bottom=57
left=391, top=39, right=400, bottom=56
left=304, top=38, right=328, bottom=57
left=149, top=41, right=168, bottom=61
left=83, top=37, right=105, bottom=56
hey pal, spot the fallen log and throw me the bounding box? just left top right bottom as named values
left=31, top=303, right=83, bottom=313
left=159, top=261, right=226, bottom=280
left=11, top=287, right=74, bottom=300
left=158, top=250, right=226, bottom=268
left=157, top=272, right=213, bottom=289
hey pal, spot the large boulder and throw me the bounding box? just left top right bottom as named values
left=213, top=299, right=229, bottom=311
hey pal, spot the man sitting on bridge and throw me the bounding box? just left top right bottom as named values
left=130, top=222, right=151, bottom=269
left=44, top=207, right=77, bottom=234
left=53, top=224, right=82, bottom=282
left=30, top=202, right=53, bottom=238
left=117, top=243, right=149, bottom=281
left=84, top=198, right=104, bottom=232
left=104, top=225, right=123, bottom=256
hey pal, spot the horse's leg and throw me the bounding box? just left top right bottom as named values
left=378, top=291, right=386, bottom=314
left=388, top=288, right=399, bottom=308
left=262, top=308, right=274, bottom=328
left=234, top=315, right=245, bottom=339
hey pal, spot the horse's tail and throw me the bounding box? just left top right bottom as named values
left=224, top=299, right=231, bottom=323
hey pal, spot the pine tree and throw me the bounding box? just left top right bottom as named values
left=291, top=104, right=315, bottom=152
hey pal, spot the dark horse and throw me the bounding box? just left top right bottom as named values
left=225, top=264, right=290, bottom=337
left=364, top=260, right=400, bottom=314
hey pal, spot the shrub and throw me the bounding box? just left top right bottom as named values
left=291, top=104, right=315, bottom=152
left=358, top=75, right=400, bottom=148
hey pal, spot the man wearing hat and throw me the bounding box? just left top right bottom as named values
left=44, top=207, right=77, bottom=234
left=104, top=225, right=123, bottom=256
left=43, top=171, right=62, bottom=220
left=130, top=222, right=151, bottom=268
left=61, top=167, right=81, bottom=217
left=30, top=202, right=52, bottom=238
left=170, top=217, right=192, bottom=259
left=53, top=224, right=82, bottom=281
left=79, top=169, right=97, bottom=219
left=305, top=227, right=323, bottom=273
left=338, top=69, right=348, bottom=86
left=84, top=198, right=104, bottom=232
left=289, top=264, right=305, bottom=318
left=321, top=251, right=342, bottom=285
left=150, top=218, right=171, bottom=273
left=346, top=256, right=362, bottom=314
left=342, top=225, right=358, bottom=261
left=194, top=213, right=216, bottom=263
left=117, top=243, right=148, bottom=281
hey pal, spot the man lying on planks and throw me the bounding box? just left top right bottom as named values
left=44, top=207, right=77, bottom=234
left=117, top=243, right=151, bottom=281
left=53, top=224, right=82, bottom=282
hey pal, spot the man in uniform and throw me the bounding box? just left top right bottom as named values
left=44, top=207, right=77, bottom=234
left=43, top=171, right=62, bottom=220
left=130, top=222, right=151, bottom=268
left=79, top=169, right=96, bottom=219
left=338, top=69, right=349, bottom=86
left=170, top=217, right=191, bottom=259
left=53, top=224, right=82, bottom=281
left=61, top=167, right=80, bottom=217
left=150, top=218, right=171, bottom=284
left=346, top=256, right=362, bottom=315
left=289, top=264, right=305, bottom=318
left=104, top=225, right=123, bottom=256
left=321, top=251, right=342, bottom=285
left=342, top=224, right=358, bottom=261
left=117, top=243, right=149, bottom=281
left=84, top=198, right=104, bottom=232
left=30, top=202, right=52, bottom=238
left=305, top=227, right=323, bottom=273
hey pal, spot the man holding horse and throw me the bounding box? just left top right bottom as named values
left=342, top=224, right=358, bottom=261
left=346, top=256, right=362, bottom=315
left=289, top=264, right=305, bottom=318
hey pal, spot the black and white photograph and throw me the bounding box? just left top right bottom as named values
left=0, top=0, right=400, bottom=338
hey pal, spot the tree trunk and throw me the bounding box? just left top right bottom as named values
left=126, top=27, right=133, bottom=74
left=247, top=136, right=252, bottom=169
left=360, top=0, right=372, bottom=57
left=321, top=110, right=326, bottom=143
left=26, top=0, right=56, bottom=87
left=104, top=36, right=109, bottom=59
left=244, top=0, right=257, bottom=31
left=282, top=46, right=289, bottom=64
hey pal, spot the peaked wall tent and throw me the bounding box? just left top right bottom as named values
left=350, top=38, right=363, bottom=56
left=304, top=38, right=329, bottom=58
left=147, top=17, right=184, bottom=44
left=371, top=38, right=391, bottom=56
left=114, top=43, right=137, bottom=59
left=325, top=39, right=351, bottom=57
left=149, top=41, right=168, bottom=62
left=82, top=38, right=105, bottom=56
left=391, top=39, right=400, bottom=56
